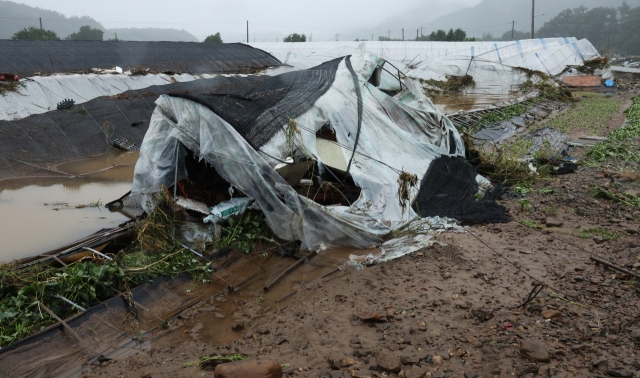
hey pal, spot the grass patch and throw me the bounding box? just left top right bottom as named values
left=545, top=205, right=558, bottom=215
left=541, top=95, right=621, bottom=134
left=578, top=228, right=620, bottom=240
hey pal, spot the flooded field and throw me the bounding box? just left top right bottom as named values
left=0, top=151, right=138, bottom=261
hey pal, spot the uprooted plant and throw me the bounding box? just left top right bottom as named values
left=219, top=211, right=276, bottom=254
left=397, top=171, right=419, bottom=214
left=421, top=74, right=476, bottom=94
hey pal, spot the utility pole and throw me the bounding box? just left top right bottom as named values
left=402, top=28, right=404, bottom=41
left=421, top=23, right=424, bottom=37
left=246, top=20, right=249, bottom=44
left=417, top=29, right=419, bottom=40
left=310, top=33, right=312, bottom=42
left=531, top=0, right=535, bottom=39
left=39, top=17, right=42, bottom=30
left=512, top=20, right=515, bottom=40
left=388, top=29, right=391, bottom=40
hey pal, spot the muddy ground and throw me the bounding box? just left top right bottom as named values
left=76, top=89, right=640, bottom=378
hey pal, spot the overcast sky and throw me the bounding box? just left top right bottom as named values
left=14, top=0, right=482, bottom=42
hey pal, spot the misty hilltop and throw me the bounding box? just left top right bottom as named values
left=415, top=0, right=628, bottom=38
left=0, top=0, right=198, bottom=41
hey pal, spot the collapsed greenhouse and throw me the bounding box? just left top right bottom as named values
left=131, top=50, right=508, bottom=251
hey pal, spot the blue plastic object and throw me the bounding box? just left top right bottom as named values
left=605, top=79, right=615, bottom=87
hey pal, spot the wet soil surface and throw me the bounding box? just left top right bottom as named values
left=86, top=177, right=640, bottom=378
left=76, top=93, right=640, bottom=378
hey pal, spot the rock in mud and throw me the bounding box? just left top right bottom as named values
left=630, top=329, right=640, bottom=341
left=405, top=365, right=428, bottom=378
left=358, top=311, right=387, bottom=323
left=471, top=307, right=494, bottom=323
left=519, top=340, right=551, bottom=362
left=619, top=170, right=639, bottom=182
left=376, top=350, right=401, bottom=373
left=214, top=359, right=282, bottom=378
left=592, top=356, right=608, bottom=368
left=606, top=369, right=634, bottom=377
left=545, top=217, right=564, bottom=228
left=541, top=310, right=561, bottom=319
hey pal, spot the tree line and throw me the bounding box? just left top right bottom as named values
left=13, top=25, right=109, bottom=41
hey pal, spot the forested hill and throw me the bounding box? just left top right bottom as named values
left=421, top=0, right=627, bottom=38
left=0, top=1, right=198, bottom=41
left=0, top=0, right=103, bottom=39
left=105, top=28, right=198, bottom=42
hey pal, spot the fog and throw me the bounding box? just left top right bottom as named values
left=13, top=0, right=482, bottom=42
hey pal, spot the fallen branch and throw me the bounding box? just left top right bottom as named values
left=590, top=256, right=640, bottom=281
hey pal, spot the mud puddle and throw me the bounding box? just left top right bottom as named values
left=0, top=151, right=139, bottom=261
left=172, top=248, right=379, bottom=345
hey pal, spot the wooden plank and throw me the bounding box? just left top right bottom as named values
left=562, top=76, right=601, bottom=87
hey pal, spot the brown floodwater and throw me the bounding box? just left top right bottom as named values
left=0, top=151, right=139, bottom=262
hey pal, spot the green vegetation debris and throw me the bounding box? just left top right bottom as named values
left=184, top=354, right=246, bottom=370
left=538, top=187, right=555, bottom=195
left=520, top=79, right=573, bottom=102
left=545, top=205, right=558, bottom=215
left=475, top=138, right=536, bottom=184
left=521, top=219, right=543, bottom=229
left=0, top=80, right=24, bottom=96
left=589, top=186, right=640, bottom=208
left=421, top=74, right=476, bottom=93
left=220, top=212, right=276, bottom=254
left=513, top=181, right=533, bottom=195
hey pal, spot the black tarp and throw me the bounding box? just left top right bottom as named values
left=0, top=75, right=267, bottom=179
left=0, top=41, right=280, bottom=77
left=170, top=57, right=343, bottom=148
left=412, top=156, right=509, bottom=224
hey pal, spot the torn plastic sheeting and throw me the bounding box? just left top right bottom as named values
left=342, top=216, right=463, bottom=269
left=249, top=39, right=601, bottom=96
left=131, top=51, right=466, bottom=250
left=178, top=222, right=219, bottom=252
left=175, top=196, right=210, bottom=215
left=0, top=73, right=189, bottom=121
